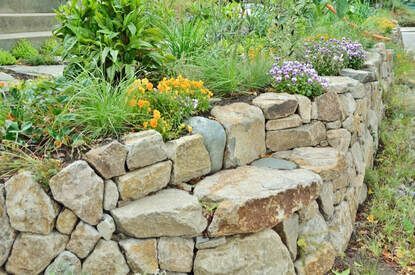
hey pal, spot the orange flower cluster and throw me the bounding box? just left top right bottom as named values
left=157, top=75, right=213, bottom=98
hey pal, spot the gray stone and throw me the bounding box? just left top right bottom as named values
left=297, top=213, right=330, bottom=255
left=311, top=101, right=318, bottom=120
left=0, top=72, right=15, bottom=81
left=103, top=180, right=119, bottom=211
left=266, top=114, right=302, bottom=130
left=252, top=92, right=298, bottom=119
left=323, top=76, right=363, bottom=94
left=194, top=166, right=322, bottom=237
left=0, top=65, right=65, bottom=78
left=194, top=229, right=295, bottom=275
left=266, top=121, right=326, bottom=152
left=50, top=160, right=104, bottom=225
left=5, top=232, right=68, bottom=275
left=123, top=130, right=167, bottom=170
left=339, top=93, right=357, bottom=116
left=211, top=103, right=266, bottom=168
left=276, top=147, right=348, bottom=190
left=274, top=213, right=299, bottom=260
left=82, top=240, right=130, bottom=275
left=0, top=184, right=15, bottom=266
left=298, top=201, right=320, bottom=222
left=356, top=98, right=369, bottom=122
left=158, top=237, right=194, bottom=273
left=5, top=171, right=57, bottom=234
left=195, top=237, right=227, bottom=250
left=328, top=201, right=353, bottom=254
left=56, top=208, right=78, bottom=235
left=295, top=95, right=312, bottom=123
left=251, top=157, right=297, bottom=170
left=44, top=251, right=81, bottom=275
left=334, top=188, right=347, bottom=205
left=97, top=214, right=115, bottom=241
left=327, top=129, right=352, bottom=153
left=318, top=182, right=334, bottom=219
left=340, top=68, right=376, bottom=83
left=326, top=120, right=342, bottom=129
left=66, top=221, right=100, bottom=259
left=358, top=183, right=368, bottom=205
left=116, top=160, right=172, bottom=201
left=119, top=239, right=158, bottom=274
left=342, top=114, right=361, bottom=134
left=166, top=135, right=211, bottom=184
left=111, top=189, right=207, bottom=238
left=351, top=143, right=365, bottom=175
left=315, top=91, right=344, bottom=122
left=187, top=116, right=226, bottom=173
left=85, top=141, right=128, bottom=179
left=294, top=243, right=336, bottom=275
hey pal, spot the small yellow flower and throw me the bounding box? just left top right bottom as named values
left=367, top=214, right=376, bottom=223
left=143, top=121, right=148, bottom=128
left=137, top=99, right=149, bottom=108
left=146, top=82, right=153, bottom=90
left=149, top=118, right=158, bottom=128
left=187, top=125, right=193, bottom=133
left=153, top=109, right=161, bottom=120
left=128, top=98, right=137, bottom=107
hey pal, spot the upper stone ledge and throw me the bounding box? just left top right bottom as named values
left=193, top=166, right=322, bottom=237
left=322, top=76, right=364, bottom=95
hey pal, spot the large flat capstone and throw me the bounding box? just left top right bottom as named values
left=111, top=189, right=207, bottom=238
left=193, top=166, right=322, bottom=237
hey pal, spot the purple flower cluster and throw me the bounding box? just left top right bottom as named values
left=304, top=37, right=366, bottom=75
left=269, top=58, right=327, bottom=97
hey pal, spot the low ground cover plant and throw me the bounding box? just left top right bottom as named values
left=0, top=49, right=16, bottom=65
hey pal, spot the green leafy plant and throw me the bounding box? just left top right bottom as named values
left=11, top=39, right=40, bottom=60
left=55, top=0, right=167, bottom=82
left=0, top=49, right=16, bottom=65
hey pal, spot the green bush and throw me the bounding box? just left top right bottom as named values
left=40, top=37, right=64, bottom=56
left=0, top=49, right=16, bottom=65
left=55, top=0, right=167, bottom=82
left=11, top=39, right=40, bottom=60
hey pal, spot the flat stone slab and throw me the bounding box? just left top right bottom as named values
left=0, top=72, right=15, bottom=81
left=0, top=64, right=65, bottom=78
left=251, top=157, right=297, bottom=170
left=193, top=166, right=322, bottom=237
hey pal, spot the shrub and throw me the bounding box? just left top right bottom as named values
left=304, top=37, right=366, bottom=75
left=40, top=37, right=63, bottom=56
left=55, top=0, right=167, bottom=82
left=11, top=39, right=39, bottom=60
left=269, top=59, right=327, bottom=98
left=126, top=76, right=212, bottom=139
left=0, top=49, right=16, bottom=65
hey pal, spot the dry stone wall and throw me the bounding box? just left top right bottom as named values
left=0, top=43, right=393, bottom=275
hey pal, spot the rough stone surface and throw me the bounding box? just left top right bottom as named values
left=295, top=95, right=312, bottom=123
left=195, top=237, right=227, bottom=250
left=351, top=142, right=365, bottom=175
left=194, top=229, right=295, bottom=275
left=274, top=213, right=299, bottom=260
left=275, top=147, right=348, bottom=190
left=328, top=201, right=353, bottom=254
left=342, top=114, right=361, bottom=134
left=298, top=201, right=320, bottom=222
left=326, top=120, right=342, bottom=130
left=297, top=213, right=331, bottom=256
left=266, top=121, right=326, bottom=152
left=339, top=93, right=357, bottom=116
left=5, top=232, right=68, bottom=275
left=123, top=130, right=167, bottom=170
left=187, top=116, right=226, bottom=173
left=294, top=243, right=336, bottom=275
left=82, top=240, right=130, bottom=275
left=56, top=208, right=78, bottom=235
left=251, top=157, right=297, bottom=170
left=315, top=91, right=344, bottom=122
left=340, top=68, right=375, bottom=83
left=119, top=239, right=158, bottom=274
left=50, top=160, right=104, bottom=225
left=116, top=160, right=172, bottom=201
left=85, top=141, right=128, bottom=179
left=194, top=166, right=322, bottom=237
left=318, top=182, right=334, bottom=219
left=44, top=251, right=81, bottom=275
left=66, top=221, right=100, bottom=259
left=97, top=214, right=115, bottom=241
left=158, top=237, right=194, bottom=273
left=252, top=92, right=298, bottom=119
left=5, top=171, right=57, bottom=234
left=327, top=129, right=352, bottom=153
left=166, top=134, right=211, bottom=184
left=111, top=189, right=207, bottom=238
left=323, top=76, right=363, bottom=95
left=211, top=103, right=266, bottom=168
left=103, top=180, right=119, bottom=211
left=266, top=114, right=302, bottom=130
left=0, top=184, right=15, bottom=266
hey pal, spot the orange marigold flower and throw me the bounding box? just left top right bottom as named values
left=149, top=118, right=158, bottom=128
left=0, top=81, right=6, bottom=88
left=153, top=109, right=161, bottom=120
left=6, top=113, right=14, bottom=121
left=137, top=99, right=149, bottom=108
left=128, top=98, right=137, bottom=107
left=146, top=82, right=153, bottom=90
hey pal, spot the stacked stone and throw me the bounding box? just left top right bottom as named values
left=0, top=43, right=392, bottom=275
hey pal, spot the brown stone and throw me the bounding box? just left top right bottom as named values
left=266, top=114, right=302, bottom=130
left=315, top=91, right=344, bottom=122
left=252, top=92, right=298, bottom=119
left=119, top=239, right=158, bottom=274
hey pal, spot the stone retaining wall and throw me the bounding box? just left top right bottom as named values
left=0, top=43, right=393, bottom=275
